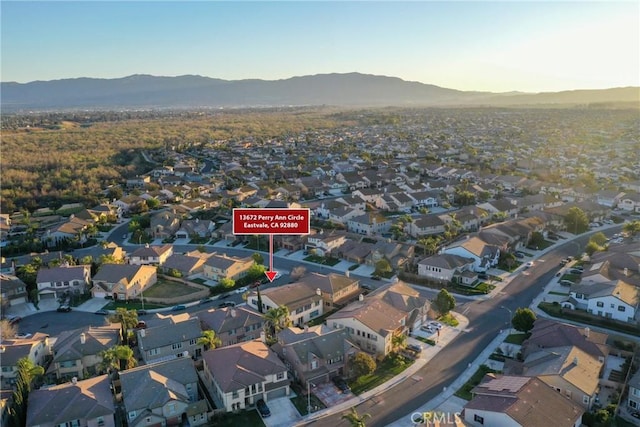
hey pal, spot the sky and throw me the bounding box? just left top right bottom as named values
left=1, top=1, right=638, bottom=93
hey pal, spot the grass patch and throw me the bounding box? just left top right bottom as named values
left=504, top=333, right=529, bottom=345
left=303, top=255, right=340, bottom=266
left=454, top=364, right=500, bottom=401
left=307, top=308, right=339, bottom=327
left=208, top=410, right=265, bottom=427
left=538, top=302, right=640, bottom=336
left=438, top=313, right=460, bottom=327
left=349, top=354, right=414, bottom=395
left=290, top=393, right=326, bottom=416
left=449, top=283, right=494, bottom=296
left=103, top=300, right=165, bottom=310
left=526, top=240, right=554, bottom=250
left=143, top=279, right=199, bottom=298
left=561, top=273, right=581, bottom=282
left=549, top=291, right=570, bottom=296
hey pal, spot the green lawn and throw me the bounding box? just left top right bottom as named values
left=538, top=302, right=640, bottom=336
left=207, top=410, right=264, bottom=426
left=103, top=300, right=165, bottom=310
left=549, top=291, right=570, bottom=296
left=143, top=279, right=199, bottom=298
left=303, top=255, right=340, bottom=266
left=504, top=333, right=530, bottom=345
left=454, top=365, right=500, bottom=400
left=438, top=313, right=460, bottom=327
left=349, top=355, right=414, bottom=395
left=290, top=394, right=326, bottom=416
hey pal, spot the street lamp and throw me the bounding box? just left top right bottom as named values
left=501, top=306, right=512, bottom=333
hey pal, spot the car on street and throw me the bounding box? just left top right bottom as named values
left=137, top=309, right=148, bottom=316
left=559, top=280, right=575, bottom=287
left=514, top=251, right=525, bottom=259
left=234, top=286, right=248, bottom=294
left=332, top=377, right=351, bottom=393
left=525, top=261, right=534, bottom=268
left=6, top=315, right=21, bottom=324
left=57, top=305, right=72, bottom=312
left=171, top=305, right=186, bottom=311
left=361, top=284, right=373, bottom=291
left=218, top=301, right=236, bottom=308
left=198, top=297, right=213, bottom=305
left=94, top=309, right=109, bottom=315
left=256, top=399, right=271, bottom=418
left=14, top=333, right=32, bottom=339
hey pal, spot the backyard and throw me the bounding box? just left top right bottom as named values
left=143, top=278, right=200, bottom=299
left=349, top=354, right=414, bottom=395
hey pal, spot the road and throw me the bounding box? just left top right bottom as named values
left=310, top=231, right=608, bottom=427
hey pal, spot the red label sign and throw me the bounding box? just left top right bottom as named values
left=232, top=208, right=311, bottom=235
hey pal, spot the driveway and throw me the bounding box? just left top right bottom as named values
left=262, top=395, right=301, bottom=427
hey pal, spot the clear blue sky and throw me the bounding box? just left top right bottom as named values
left=2, top=1, right=638, bottom=92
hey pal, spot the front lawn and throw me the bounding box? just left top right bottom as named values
left=454, top=364, right=500, bottom=401
left=349, top=354, right=414, bottom=395
left=504, top=333, right=529, bottom=345
left=303, top=255, right=340, bottom=266
left=103, top=300, right=165, bottom=310
left=143, top=279, right=200, bottom=298
left=438, top=313, right=460, bottom=327
left=538, top=302, right=640, bottom=336
left=290, top=394, right=326, bottom=416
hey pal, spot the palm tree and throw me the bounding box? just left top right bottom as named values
left=98, top=345, right=136, bottom=373
left=264, top=305, right=292, bottom=340
left=341, top=407, right=371, bottom=427
left=391, top=333, right=407, bottom=352
left=197, top=330, right=222, bottom=351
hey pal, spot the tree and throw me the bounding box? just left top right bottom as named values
left=145, top=198, right=161, bottom=210
left=219, top=277, right=235, bottom=289
left=585, top=241, right=604, bottom=257
left=564, top=207, right=589, bottom=234
left=99, top=345, right=136, bottom=373
left=290, top=266, right=307, bottom=280
left=374, top=259, right=392, bottom=277
left=392, top=333, right=407, bottom=351
left=197, top=330, right=222, bottom=351
left=246, top=263, right=267, bottom=280
left=0, top=319, right=17, bottom=340
left=435, top=289, right=456, bottom=315
left=8, top=357, right=44, bottom=427
left=341, top=407, right=371, bottom=427
left=256, top=288, right=263, bottom=313
left=589, top=232, right=608, bottom=246
left=252, top=252, right=264, bottom=265
left=511, top=307, right=536, bottom=333
left=528, top=231, right=545, bottom=248
left=352, top=352, right=377, bottom=378
left=263, top=305, right=292, bottom=340
left=623, top=220, right=640, bottom=236
left=109, top=308, right=138, bottom=339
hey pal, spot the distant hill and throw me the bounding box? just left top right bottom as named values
left=1, top=73, right=638, bottom=111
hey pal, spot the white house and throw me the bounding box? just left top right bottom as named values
left=563, top=280, right=638, bottom=323
left=247, top=283, right=323, bottom=327
left=417, top=254, right=476, bottom=284
left=443, top=237, right=500, bottom=272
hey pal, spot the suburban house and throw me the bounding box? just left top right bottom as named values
left=160, top=251, right=211, bottom=277
left=627, top=370, right=640, bottom=412
left=305, top=231, right=347, bottom=257
left=272, top=326, right=360, bottom=387
left=503, top=345, right=603, bottom=409
left=175, top=218, right=215, bottom=239
left=36, top=264, right=92, bottom=301
left=48, top=323, right=122, bottom=381
left=247, top=282, right=324, bottom=326
left=417, top=254, right=477, bottom=285
left=347, top=213, right=392, bottom=236
left=128, top=244, right=174, bottom=266
left=136, top=315, right=203, bottom=363
left=149, top=209, right=182, bottom=239
left=41, top=216, right=93, bottom=247
left=442, top=236, right=501, bottom=272
left=0, top=333, right=50, bottom=389
left=201, top=340, right=290, bottom=412
left=120, top=358, right=208, bottom=427
left=463, top=375, right=583, bottom=427
left=326, top=281, right=430, bottom=356
left=0, top=273, right=28, bottom=307
left=91, top=264, right=157, bottom=300
left=562, top=280, right=638, bottom=323
left=406, top=214, right=447, bottom=238
left=198, top=306, right=265, bottom=347
left=298, top=272, right=362, bottom=309
left=619, top=192, right=640, bottom=213
left=202, top=254, right=254, bottom=282
left=26, top=375, right=116, bottom=427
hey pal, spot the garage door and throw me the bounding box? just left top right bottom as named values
left=9, top=297, right=26, bottom=306
left=39, top=293, right=56, bottom=300
left=266, top=387, right=287, bottom=400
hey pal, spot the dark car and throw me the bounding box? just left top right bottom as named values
left=137, top=309, right=148, bottom=316
left=256, top=399, right=271, bottom=418
left=57, top=305, right=72, bottom=312
left=332, top=377, right=351, bottom=393
left=218, top=302, right=236, bottom=308
left=631, top=411, right=640, bottom=419
left=371, top=275, right=381, bottom=281
left=199, top=297, right=213, bottom=305
left=569, top=269, right=583, bottom=275
left=94, top=309, right=109, bottom=315
left=135, top=320, right=147, bottom=329
left=407, top=344, right=422, bottom=354
left=514, top=251, right=525, bottom=259
left=218, top=293, right=230, bottom=299
left=171, top=305, right=186, bottom=311
left=6, top=315, right=21, bottom=324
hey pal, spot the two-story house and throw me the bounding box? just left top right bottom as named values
left=198, top=306, right=265, bottom=347
left=562, top=280, right=638, bottom=323
left=297, top=272, right=361, bottom=310
left=26, top=375, right=116, bottom=427
left=443, top=236, right=501, bottom=273
left=417, top=254, right=477, bottom=285
left=406, top=214, right=447, bottom=238
left=91, top=264, right=157, bottom=300
left=137, top=315, right=203, bottom=363
left=120, top=358, right=208, bottom=427
left=0, top=273, right=28, bottom=307
left=201, top=340, right=290, bottom=412
left=0, top=333, right=50, bottom=389
left=627, top=370, right=640, bottom=412
left=36, top=264, right=91, bottom=301
left=247, top=283, right=324, bottom=327
left=149, top=209, right=182, bottom=239
left=128, top=244, right=173, bottom=266
left=202, top=254, right=254, bottom=282
left=48, top=324, right=122, bottom=381
left=347, top=213, right=392, bottom=236
left=305, top=231, right=347, bottom=257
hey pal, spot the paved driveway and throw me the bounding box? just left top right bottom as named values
left=261, top=395, right=301, bottom=427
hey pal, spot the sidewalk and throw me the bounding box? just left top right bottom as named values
left=291, top=312, right=469, bottom=426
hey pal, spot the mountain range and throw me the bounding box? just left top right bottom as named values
left=2, top=72, right=638, bottom=111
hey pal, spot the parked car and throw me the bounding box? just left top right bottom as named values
left=137, top=309, right=148, bottom=316
left=407, top=344, right=422, bottom=354
left=171, top=305, right=186, bottom=311
left=420, top=325, right=435, bottom=333
left=569, top=268, right=583, bottom=275
left=514, top=251, right=525, bottom=259
left=198, top=297, right=213, bottom=305
left=256, top=399, right=271, bottom=418
left=6, top=315, right=21, bottom=324
left=428, top=321, right=443, bottom=330
left=218, top=301, right=236, bottom=308
left=57, top=305, right=72, bottom=312
left=478, top=273, right=488, bottom=280
left=631, top=411, right=640, bottom=419
left=94, top=309, right=109, bottom=315
left=525, top=261, right=534, bottom=268
left=332, top=377, right=351, bottom=393
left=559, top=280, right=575, bottom=287
left=234, top=286, right=248, bottom=294
left=361, top=284, right=373, bottom=291
left=14, top=333, right=32, bottom=339
left=135, top=320, right=147, bottom=329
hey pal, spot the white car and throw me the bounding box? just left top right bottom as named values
left=420, top=325, right=435, bottom=334
left=14, top=333, right=32, bottom=339
left=525, top=261, right=534, bottom=268
left=428, top=321, right=443, bottom=330
left=234, top=286, right=249, bottom=294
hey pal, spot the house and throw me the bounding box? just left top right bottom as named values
left=443, top=237, right=501, bottom=272
left=149, top=209, right=182, bottom=239
left=120, top=358, right=208, bottom=427
left=407, top=214, right=447, bottom=238
left=347, top=213, right=392, bottom=236
left=202, top=254, right=254, bottom=282
left=137, top=315, right=203, bottom=364
left=272, top=326, right=360, bottom=387
left=160, top=251, right=210, bottom=277
left=128, top=244, right=174, bottom=266
left=504, top=345, right=603, bottom=409
left=366, top=241, right=414, bottom=270
left=0, top=274, right=28, bottom=307
left=175, top=218, right=215, bottom=239
left=0, top=333, right=50, bottom=389
left=627, top=370, right=640, bottom=412
left=298, top=272, right=361, bottom=309
left=417, top=254, right=476, bottom=285
left=562, top=280, right=638, bottom=323
left=42, top=216, right=93, bottom=247
left=326, top=281, right=430, bottom=356
left=36, top=264, right=91, bottom=301
left=48, top=324, right=122, bottom=381
left=619, top=192, right=640, bottom=213
left=463, top=375, right=583, bottom=427
left=198, top=306, right=265, bottom=347
left=91, top=264, right=157, bottom=300
left=247, top=282, right=324, bottom=326
left=201, top=340, right=290, bottom=412
left=126, top=175, right=152, bottom=188
left=305, top=231, right=347, bottom=257
left=26, top=375, right=116, bottom=427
